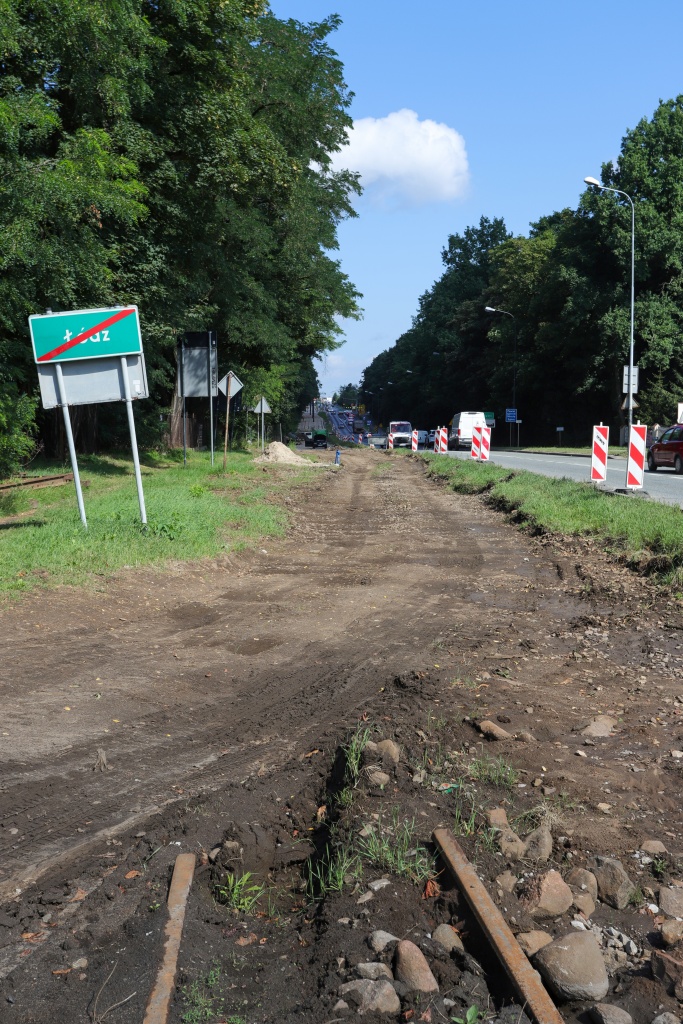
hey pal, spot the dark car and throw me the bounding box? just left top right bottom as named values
left=304, top=431, right=314, bottom=448
left=311, top=430, right=328, bottom=449
left=647, top=425, right=683, bottom=472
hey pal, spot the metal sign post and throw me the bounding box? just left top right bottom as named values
left=121, top=357, right=147, bottom=525
left=177, top=332, right=218, bottom=465
left=54, top=364, right=87, bottom=528
left=219, top=372, right=244, bottom=471
left=505, top=407, right=517, bottom=447
left=180, top=342, right=187, bottom=467
left=208, top=336, right=214, bottom=466
left=29, top=306, right=149, bottom=527
left=252, top=397, right=271, bottom=451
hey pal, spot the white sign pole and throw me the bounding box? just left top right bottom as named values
left=120, top=356, right=147, bottom=525
left=208, top=338, right=214, bottom=466
left=54, top=363, right=87, bottom=528
left=222, top=373, right=232, bottom=472
left=261, top=406, right=265, bottom=451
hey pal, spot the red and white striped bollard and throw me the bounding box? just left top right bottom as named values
left=591, top=424, right=609, bottom=482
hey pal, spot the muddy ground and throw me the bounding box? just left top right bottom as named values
left=1, top=449, right=683, bottom=1023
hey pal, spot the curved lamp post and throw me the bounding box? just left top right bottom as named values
left=584, top=176, right=636, bottom=436
left=485, top=306, right=518, bottom=444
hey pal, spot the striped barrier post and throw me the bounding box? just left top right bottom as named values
left=591, top=424, right=609, bottom=482
left=626, top=423, right=647, bottom=489
left=471, top=425, right=482, bottom=460
left=433, top=428, right=440, bottom=453
left=358, top=433, right=363, bottom=444
left=480, top=427, right=491, bottom=462
left=412, top=430, right=418, bottom=451
left=388, top=433, right=394, bottom=450
left=439, top=427, right=448, bottom=453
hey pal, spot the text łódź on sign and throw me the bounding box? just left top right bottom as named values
left=29, top=306, right=143, bottom=364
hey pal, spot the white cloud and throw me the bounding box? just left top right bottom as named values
left=331, top=108, right=469, bottom=206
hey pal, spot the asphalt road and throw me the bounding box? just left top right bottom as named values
left=445, top=447, right=683, bottom=506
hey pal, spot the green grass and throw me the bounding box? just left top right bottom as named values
left=180, top=965, right=225, bottom=1023
left=214, top=871, right=266, bottom=914
left=520, top=445, right=624, bottom=457
left=355, top=808, right=435, bottom=884
left=422, top=452, right=683, bottom=581
left=0, top=449, right=319, bottom=593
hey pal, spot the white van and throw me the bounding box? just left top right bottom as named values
left=448, top=411, right=487, bottom=450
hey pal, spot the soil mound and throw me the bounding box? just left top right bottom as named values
left=254, top=441, right=310, bottom=465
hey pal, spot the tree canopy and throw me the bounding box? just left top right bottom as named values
left=361, top=97, right=683, bottom=444
left=0, top=0, right=361, bottom=469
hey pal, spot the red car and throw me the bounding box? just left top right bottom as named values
left=647, top=425, right=683, bottom=472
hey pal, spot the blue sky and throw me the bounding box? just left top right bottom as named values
left=269, top=0, right=683, bottom=397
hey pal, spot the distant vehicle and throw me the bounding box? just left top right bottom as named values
left=368, top=433, right=388, bottom=449
left=428, top=429, right=436, bottom=446
left=416, top=429, right=429, bottom=448
left=304, top=432, right=314, bottom=447
left=448, top=411, right=487, bottom=450
left=388, top=420, right=412, bottom=448
left=647, top=424, right=683, bottom=472
left=311, top=429, right=328, bottom=449
left=353, top=418, right=364, bottom=433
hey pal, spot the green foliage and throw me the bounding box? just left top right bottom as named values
left=215, top=871, right=265, bottom=914
left=363, top=97, right=683, bottom=443
left=343, top=725, right=371, bottom=787
left=451, top=1006, right=486, bottom=1024
left=355, top=809, right=435, bottom=884
left=1, top=0, right=360, bottom=454
left=466, top=754, right=519, bottom=788
left=307, top=844, right=361, bottom=899
left=0, top=391, right=37, bottom=478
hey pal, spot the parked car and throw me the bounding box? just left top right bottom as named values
left=647, top=424, right=683, bottom=472
left=304, top=432, right=313, bottom=447
left=427, top=429, right=436, bottom=447
left=416, top=429, right=429, bottom=448
left=311, top=430, right=328, bottom=449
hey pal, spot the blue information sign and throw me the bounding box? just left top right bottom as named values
left=505, top=408, right=517, bottom=423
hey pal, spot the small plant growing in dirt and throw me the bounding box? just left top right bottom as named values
left=426, top=708, right=448, bottom=733
left=356, top=808, right=435, bottom=883
left=181, top=964, right=224, bottom=1023
left=343, top=724, right=371, bottom=787
left=307, top=843, right=361, bottom=900
left=215, top=871, right=265, bottom=913
left=453, top=799, right=479, bottom=838
left=467, top=753, right=518, bottom=788
left=628, top=885, right=645, bottom=909
left=451, top=1007, right=485, bottom=1024
left=652, top=855, right=668, bottom=879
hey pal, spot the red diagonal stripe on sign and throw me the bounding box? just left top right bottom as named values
left=37, top=307, right=136, bottom=362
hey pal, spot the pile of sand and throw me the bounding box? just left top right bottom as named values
left=254, top=441, right=311, bottom=465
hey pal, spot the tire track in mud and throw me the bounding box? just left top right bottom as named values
left=0, top=452, right=592, bottom=904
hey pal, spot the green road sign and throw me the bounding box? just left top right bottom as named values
left=29, top=306, right=142, bottom=364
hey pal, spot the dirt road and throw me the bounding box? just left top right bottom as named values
left=2, top=450, right=683, bottom=1023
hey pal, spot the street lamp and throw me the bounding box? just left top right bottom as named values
left=485, top=306, right=518, bottom=443
left=584, top=176, right=636, bottom=435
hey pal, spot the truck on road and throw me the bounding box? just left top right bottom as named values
left=388, top=420, right=412, bottom=448
left=448, top=411, right=487, bottom=450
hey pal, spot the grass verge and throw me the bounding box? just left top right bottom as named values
left=0, top=449, right=321, bottom=594
left=421, top=452, right=683, bottom=588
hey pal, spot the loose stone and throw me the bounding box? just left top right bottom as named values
left=534, top=932, right=609, bottom=1001
left=394, top=939, right=439, bottom=993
